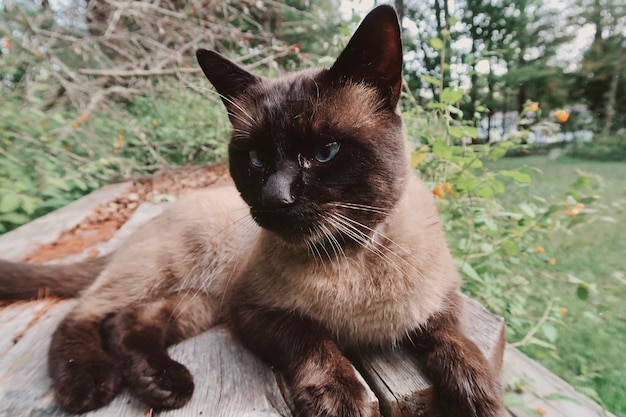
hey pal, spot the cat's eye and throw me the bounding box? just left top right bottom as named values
left=314, top=142, right=340, bottom=163
left=249, top=150, right=264, bottom=168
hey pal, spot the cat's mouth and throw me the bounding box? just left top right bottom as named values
left=250, top=203, right=384, bottom=248
left=250, top=205, right=323, bottom=244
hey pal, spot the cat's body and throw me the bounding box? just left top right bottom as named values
left=0, top=6, right=504, bottom=417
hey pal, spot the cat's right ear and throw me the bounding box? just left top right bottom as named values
left=196, top=49, right=260, bottom=105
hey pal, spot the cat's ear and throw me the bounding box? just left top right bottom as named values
left=196, top=49, right=260, bottom=105
left=328, top=5, right=403, bottom=108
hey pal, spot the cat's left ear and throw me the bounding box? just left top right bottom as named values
left=196, top=49, right=260, bottom=106
left=328, top=5, right=403, bottom=108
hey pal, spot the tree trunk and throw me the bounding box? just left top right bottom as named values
left=604, top=39, right=625, bottom=134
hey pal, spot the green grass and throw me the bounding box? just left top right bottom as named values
left=486, top=155, right=626, bottom=415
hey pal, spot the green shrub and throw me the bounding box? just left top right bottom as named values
left=568, top=133, right=626, bottom=161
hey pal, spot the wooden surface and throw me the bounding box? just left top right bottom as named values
left=502, top=346, right=616, bottom=417
left=0, top=190, right=613, bottom=417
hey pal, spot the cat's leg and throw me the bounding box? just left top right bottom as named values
left=408, top=293, right=505, bottom=417
left=230, top=304, right=379, bottom=417
left=101, top=291, right=219, bottom=409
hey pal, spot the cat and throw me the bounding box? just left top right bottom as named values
left=0, top=5, right=504, bottom=417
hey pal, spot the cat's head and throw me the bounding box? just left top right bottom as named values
left=197, top=5, right=407, bottom=246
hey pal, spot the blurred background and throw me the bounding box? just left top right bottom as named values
left=0, top=0, right=624, bottom=415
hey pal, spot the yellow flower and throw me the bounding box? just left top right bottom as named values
left=527, top=101, right=539, bottom=112
left=535, top=246, right=545, bottom=253
left=548, top=257, right=556, bottom=266
left=554, top=110, right=570, bottom=123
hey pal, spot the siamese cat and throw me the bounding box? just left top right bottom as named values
left=0, top=6, right=504, bottom=417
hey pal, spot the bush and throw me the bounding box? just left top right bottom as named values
left=568, top=133, right=626, bottom=161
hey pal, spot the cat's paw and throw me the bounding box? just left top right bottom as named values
left=49, top=354, right=124, bottom=413
left=290, top=363, right=380, bottom=417
left=126, top=354, right=194, bottom=409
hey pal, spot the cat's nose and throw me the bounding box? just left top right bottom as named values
left=262, top=171, right=295, bottom=208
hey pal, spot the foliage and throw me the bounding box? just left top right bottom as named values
left=401, top=27, right=621, bottom=411
left=0, top=0, right=334, bottom=232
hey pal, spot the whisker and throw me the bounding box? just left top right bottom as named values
left=329, top=202, right=390, bottom=215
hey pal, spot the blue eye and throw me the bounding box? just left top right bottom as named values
left=314, top=142, right=340, bottom=163
left=249, top=150, right=264, bottom=167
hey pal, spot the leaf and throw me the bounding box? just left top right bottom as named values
left=528, top=337, right=556, bottom=349
left=420, top=74, right=440, bottom=86
left=0, top=212, right=30, bottom=225
left=499, top=169, right=532, bottom=184
left=541, top=323, right=558, bottom=343
left=441, top=87, right=464, bottom=105
left=501, top=240, right=519, bottom=256
left=0, top=194, right=21, bottom=213
left=432, top=140, right=453, bottom=159
left=460, top=261, right=482, bottom=282
left=576, top=284, right=590, bottom=301
left=20, top=196, right=42, bottom=215
left=518, top=202, right=536, bottom=218
left=411, top=147, right=429, bottom=168
left=429, top=37, right=444, bottom=50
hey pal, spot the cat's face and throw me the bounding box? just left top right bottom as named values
left=197, top=6, right=405, bottom=246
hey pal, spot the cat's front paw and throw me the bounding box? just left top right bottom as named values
left=126, top=353, right=194, bottom=409
left=49, top=354, right=124, bottom=413
left=290, top=362, right=379, bottom=417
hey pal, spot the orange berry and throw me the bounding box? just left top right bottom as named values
left=554, top=110, right=570, bottom=123
left=72, top=122, right=80, bottom=129
left=534, top=407, right=546, bottom=416
left=433, top=185, right=445, bottom=199
left=535, top=246, right=545, bottom=253
left=527, top=102, right=539, bottom=112
left=548, top=257, right=556, bottom=266
left=443, top=182, right=453, bottom=195
left=560, top=307, right=568, bottom=316
left=79, top=113, right=88, bottom=122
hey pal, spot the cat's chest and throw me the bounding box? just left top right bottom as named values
left=249, top=250, right=456, bottom=346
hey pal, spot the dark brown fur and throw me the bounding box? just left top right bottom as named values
left=0, top=255, right=111, bottom=300
left=0, top=6, right=504, bottom=417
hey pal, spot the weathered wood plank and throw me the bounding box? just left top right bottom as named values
left=502, top=346, right=616, bottom=417
left=0, top=182, right=132, bottom=261
left=0, top=300, right=76, bottom=417
left=356, top=295, right=506, bottom=417
left=161, top=326, right=293, bottom=417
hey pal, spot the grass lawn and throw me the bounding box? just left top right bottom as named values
left=486, top=155, right=626, bottom=416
